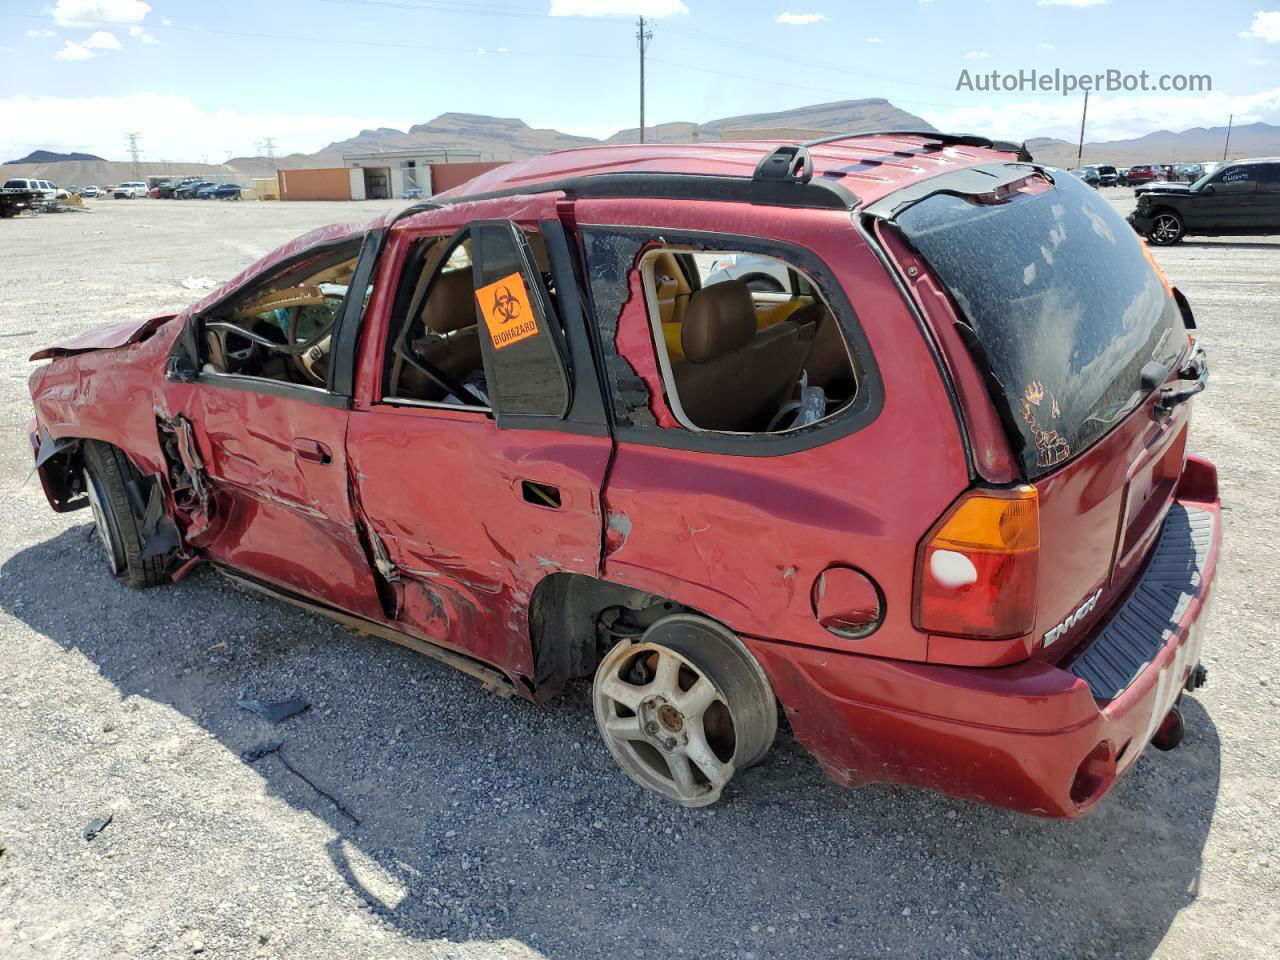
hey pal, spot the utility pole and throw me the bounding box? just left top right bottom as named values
left=124, top=132, right=142, bottom=180
left=1075, top=91, right=1088, bottom=168
left=1223, top=114, right=1233, bottom=161
left=636, top=16, right=653, bottom=144
left=262, top=137, right=276, bottom=161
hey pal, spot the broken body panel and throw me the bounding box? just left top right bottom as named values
left=27, top=135, right=1221, bottom=817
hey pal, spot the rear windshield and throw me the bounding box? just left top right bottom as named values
left=896, top=171, right=1183, bottom=478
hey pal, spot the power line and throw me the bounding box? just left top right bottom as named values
left=636, top=16, right=653, bottom=144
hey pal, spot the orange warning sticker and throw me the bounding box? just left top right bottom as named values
left=475, top=272, right=539, bottom=350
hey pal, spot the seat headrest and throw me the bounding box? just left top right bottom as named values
left=681, top=281, right=756, bottom=363
left=422, top=269, right=476, bottom=334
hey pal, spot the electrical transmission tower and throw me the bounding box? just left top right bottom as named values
left=124, top=132, right=142, bottom=179
left=635, top=17, right=653, bottom=144
left=261, top=137, right=276, bottom=161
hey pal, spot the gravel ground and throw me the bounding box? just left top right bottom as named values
left=0, top=194, right=1277, bottom=960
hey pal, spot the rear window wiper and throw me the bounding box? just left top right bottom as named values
left=1156, top=342, right=1208, bottom=415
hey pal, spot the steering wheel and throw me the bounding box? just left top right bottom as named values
left=286, top=305, right=337, bottom=386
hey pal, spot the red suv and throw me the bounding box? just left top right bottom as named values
left=1124, top=163, right=1163, bottom=185
left=27, top=133, right=1219, bottom=818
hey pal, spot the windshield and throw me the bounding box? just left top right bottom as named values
left=896, top=171, right=1184, bottom=478
left=1190, top=169, right=1220, bottom=191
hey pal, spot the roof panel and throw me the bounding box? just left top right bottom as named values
left=431, top=134, right=1021, bottom=207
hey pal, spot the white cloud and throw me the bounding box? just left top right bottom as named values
left=140, top=32, right=158, bottom=43
left=549, top=0, right=688, bottom=15
left=965, top=50, right=990, bottom=59
left=776, top=12, right=825, bottom=25
left=129, top=25, right=142, bottom=36
left=0, top=93, right=413, bottom=163
left=1038, top=42, right=1056, bottom=50
left=83, top=30, right=122, bottom=50
left=161, top=17, right=173, bottom=26
left=54, top=41, right=96, bottom=60
left=924, top=87, right=1280, bottom=143
left=27, top=29, right=57, bottom=37
left=1239, top=10, right=1280, bottom=42
left=52, top=0, right=151, bottom=28
left=1248, top=57, right=1272, bottom=66
left=1036, top=0, right=1107, bottom=6
left=865, top=36, right=883, bottom=43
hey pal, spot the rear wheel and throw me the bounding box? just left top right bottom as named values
left=1147, top=210, right=1184, bottom=245
left=592, top=614, right=777, bottom=807
left=82, top=440, right=168, bottom=588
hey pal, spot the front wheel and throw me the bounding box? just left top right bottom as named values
left=1147, top=210, right=1184, bottom=245
left=592, top=614, right=777, bottom=807
left=82, top=440, right=169, bottom=588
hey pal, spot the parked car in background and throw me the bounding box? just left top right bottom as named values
left=197, top=182, right=243, bottom=200
left=1, top=178, right=44, bottom=217
left=1122, top=164, right=1162, bottom=186
left=148, top=186, right=162, bottom=199
left=1072, top=167, right=1101, bottom=187
left=1129, top=157, right=1280, bottom=243
left=174, top=180, right=214, bottom=200
left=1094, top=163, right=1119, bottom=186
left=26, top=134, right=1218, bottom=819
left=164, top=177, right=205, bottom=199
left=113, top=182, right=148, bottom=199
left=80, top=186, right=102, bottom=198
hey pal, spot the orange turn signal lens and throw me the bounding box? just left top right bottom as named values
left=914, top=487, right=1040, bottom=640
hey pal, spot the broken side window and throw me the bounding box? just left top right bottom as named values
left=581, top=228, right=860, bottom=435
left=199, top=238, right=367, bottom=390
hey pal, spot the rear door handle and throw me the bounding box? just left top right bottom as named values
left=293, top=438, right=332, bottom=465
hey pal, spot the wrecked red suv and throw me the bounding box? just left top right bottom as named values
left=28, top=133, right=1220, bottom=817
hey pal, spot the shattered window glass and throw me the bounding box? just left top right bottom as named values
left=580, top=230, right=658, bottom=429
left=897, top=173, right=1183, bottom=477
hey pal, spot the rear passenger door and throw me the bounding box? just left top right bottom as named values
left=1255, top=164, right=1280, bottom=233
left=345, top=210, right=612, bottom=685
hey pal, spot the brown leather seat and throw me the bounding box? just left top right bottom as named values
left=788, top=301, right=856, bottom=398
left=408, top=268, right=483, bottom=397
left=672, top=281, right=808, bottom=432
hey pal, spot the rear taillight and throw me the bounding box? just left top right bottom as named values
left=913, top=486, right=1039, bottom=640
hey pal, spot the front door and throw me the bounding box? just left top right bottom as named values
left=1190, top=165, right=1259, bottom=233
left=345, top=209, right=612, bottom=683
left=163, top=232, right=385, bottom=620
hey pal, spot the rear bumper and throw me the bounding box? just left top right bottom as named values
left=747, top=458, right=1221, bottom=818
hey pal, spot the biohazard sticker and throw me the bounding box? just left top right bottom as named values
left=475, top=272, right=539, bottom=350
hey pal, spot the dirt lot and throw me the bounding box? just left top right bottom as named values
left=0, top=194, right=1277, bottom=960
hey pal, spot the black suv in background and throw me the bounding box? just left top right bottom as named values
left=1129, top=158, right=1280, bottom=244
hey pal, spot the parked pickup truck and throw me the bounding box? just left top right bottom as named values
left=1, top=179, right=43, bottom=217
left=26, top=135, right=1220, bottom=818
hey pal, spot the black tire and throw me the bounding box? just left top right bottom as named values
left=1147, top=210, right=1185, bottom=245
left=82, top=440, right=168, bottom=588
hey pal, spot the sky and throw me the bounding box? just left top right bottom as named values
left=1, top=0, right=1278, bottom=163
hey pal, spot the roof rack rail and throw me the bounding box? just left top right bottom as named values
left=801, top=130, right=1033, bottom=162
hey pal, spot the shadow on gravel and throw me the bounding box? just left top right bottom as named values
left=2, top=527, right=1221, bottom=960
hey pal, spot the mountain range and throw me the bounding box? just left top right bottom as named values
left=6, top=99, right=1277, bottom=187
